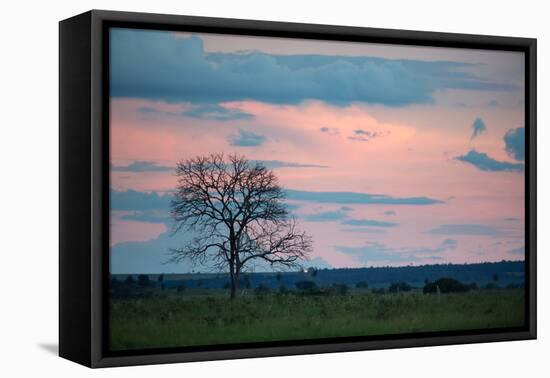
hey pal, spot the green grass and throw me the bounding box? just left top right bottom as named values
left=109, top=289, right=525, bottom=351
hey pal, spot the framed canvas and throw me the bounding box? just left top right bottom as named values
left=59, top=10, right=537, bottom=368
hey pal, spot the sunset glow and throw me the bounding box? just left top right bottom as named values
left=109, top=28, right=525, bottom=274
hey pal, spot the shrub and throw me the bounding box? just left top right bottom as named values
left=389, top=282, right=412, bottom=293
left=506, top=282, right=522, bottom=289
left=254, top=283, right=271, bottom=295
left=295, top=280, right=318, bottom=291
left=423, top=282, right=437, bottom=294
left=356, top=281, right=369, bottom=289
left=307, top=267, right=318, bottom=277
left=138, top=274, right=151, bottom=288
left=124, top=275, right=135, bottom=285
left=331, top=283, right=348, bottom=295
left=239, top=275, right=251, bottom=289
left=423, top=278, right=473, bottom=294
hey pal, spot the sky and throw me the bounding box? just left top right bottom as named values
left=109, top=27, right=526, bottom=274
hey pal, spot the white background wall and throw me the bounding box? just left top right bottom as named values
left=0, top=0, right=546, bottom=376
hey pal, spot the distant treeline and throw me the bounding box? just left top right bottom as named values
left=111, top=260, right=524, bottom=298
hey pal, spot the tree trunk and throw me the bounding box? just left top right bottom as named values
left=230, top=273, right=239, bottom=300
left=229, top=228, right=238, bottom=300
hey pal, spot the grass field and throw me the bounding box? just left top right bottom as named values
left=109, top=289, right=525, bottom=351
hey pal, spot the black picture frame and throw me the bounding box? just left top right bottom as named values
left=59, top=9, right=537, bottom=368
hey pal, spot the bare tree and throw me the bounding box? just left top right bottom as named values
left=169, top=153, right=312, bottom=299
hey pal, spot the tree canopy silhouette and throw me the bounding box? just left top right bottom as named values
left=169, top=154, right=312, bottom=299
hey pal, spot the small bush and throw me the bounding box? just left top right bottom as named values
left=239, top=276, right=251, bottom=289
left=389, top=282, right=412, bottom=293
left=138, top=274, right=151, bottom=288
left=295, top=280, right=318, bottom=291
left=330, top=283, right=348, bottom=296
left=506, top=283, right=522, bottom=289
left=254, top=283, right=271, bottom=295
left=124, top=275, right=135, bottom=285
left=356, top=281, right=369, bottom=289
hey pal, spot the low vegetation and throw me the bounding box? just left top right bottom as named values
left=110, top=285, right=525, bottom=351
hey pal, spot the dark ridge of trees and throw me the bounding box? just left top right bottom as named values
left=109, top=260, right=524, bottom=298
left=169, top=154, right=312, bottom=299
